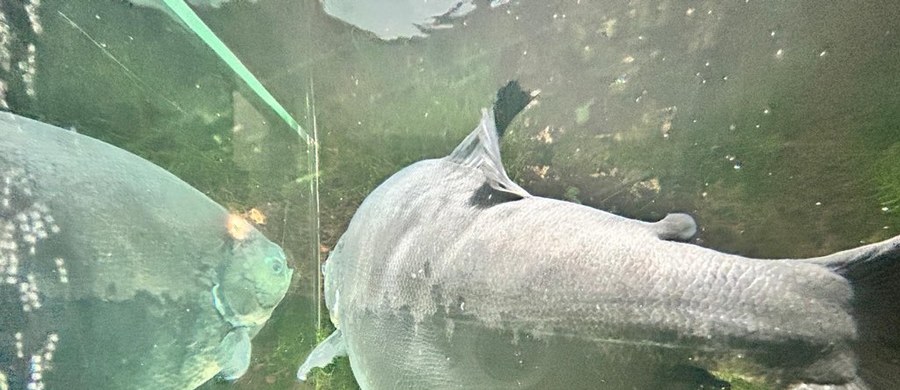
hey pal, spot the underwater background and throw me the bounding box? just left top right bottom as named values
left=0, top=0, right=898, bottom=389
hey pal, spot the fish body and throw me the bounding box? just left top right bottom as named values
left=0, top=112, right=292, bottom=389
left=299, top=88, right=900, bottom=389
left=320, top=0, right=477, bottom=40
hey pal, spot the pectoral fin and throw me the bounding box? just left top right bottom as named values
left=297, top=329, right=347, bottom=381
left=211, top=283, right=231, bottom=321
left=218, top=327, right=252, bottom=381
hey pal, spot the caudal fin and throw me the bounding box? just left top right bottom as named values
left=809, top=236, right=900, bottom=388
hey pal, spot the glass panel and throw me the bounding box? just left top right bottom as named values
left=1, top=1, right=317, bottom=389
left=186, top=1, right=898, bottom=389
left=2, top=0, right=898, bottom=389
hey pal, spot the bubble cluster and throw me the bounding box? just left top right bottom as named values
left=14, top=332, right=23, bottom=359
left=0, top=79, right=7, bottom=110
left=17, top=43, right=37, bottom=97
left=0, top=11, right=10, bottom=73
left=2, top=168, right=66, bottom=387
left=1, top=369, right=8, bottom=390
left=19, top=273, right=40, bottom=311
left=9, top=331, right=59, bottom=389
left=0, top=222, right=19, bottom=284
left=25, top=0, right=42, bottom=35
left=1, top=168, right=63, bottom=310
left=27, top=356, right=44, bottom=390
left=0, top=11, right=9, bottom=109
left=24, top=333, right=58, bottom=390
left=2, top=169, right=58, bottom=246
left=54, top=258, right=68, bottom=284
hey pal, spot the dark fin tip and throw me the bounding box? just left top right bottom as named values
left=832, top=238, right=900, bottom=388
left=492, top=80, right=533, bottom=136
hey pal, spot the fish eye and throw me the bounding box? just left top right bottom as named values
left=267, top=256, right=284, bottom=274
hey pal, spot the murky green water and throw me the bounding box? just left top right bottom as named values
left=1, top=0, right=898, bottom=389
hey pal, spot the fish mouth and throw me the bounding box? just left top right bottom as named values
left=256, top=266, right=293, bottom=310
left=213, top=229, right=293, bottom=328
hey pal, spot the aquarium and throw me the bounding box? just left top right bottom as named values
left=1, top=0, right=898, bottom=389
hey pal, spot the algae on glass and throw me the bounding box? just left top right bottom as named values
left=2, top=0, right=897, bottom=389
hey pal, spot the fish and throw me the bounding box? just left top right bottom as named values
left=297, top=82, right=900, bottom=389
left=320, top=0, right=511, bottom=40
left=0, top=111, right=292, bottom=389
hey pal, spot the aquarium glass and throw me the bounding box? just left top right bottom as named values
left=1, top=0, right=318, bottom=389
left=2, top=0, right=899, bottom=389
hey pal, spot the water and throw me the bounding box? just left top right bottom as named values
left=218, top=0, right=899, bottom=255
left=0, top=1, right=317, bottom=389
left=1, top=0, right=899, bottom=389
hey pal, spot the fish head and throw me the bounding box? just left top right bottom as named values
left=213, top=215, right=293, bottom=329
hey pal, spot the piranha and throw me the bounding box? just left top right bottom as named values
left=297, top=82, right=900, bottom=389
left=0, top=111, right=292, bottom=390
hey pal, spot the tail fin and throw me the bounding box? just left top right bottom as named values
left=807, top=236, right=900, bottom=388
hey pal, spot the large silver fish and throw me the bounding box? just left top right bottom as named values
left=0, top=112, right=292, bottom=389
left=298, top=86, right=900, bottom=389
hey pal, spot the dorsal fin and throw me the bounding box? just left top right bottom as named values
left=493, top=80, right=533, bottom=136
left=448, top=108, right=531, bottom=199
